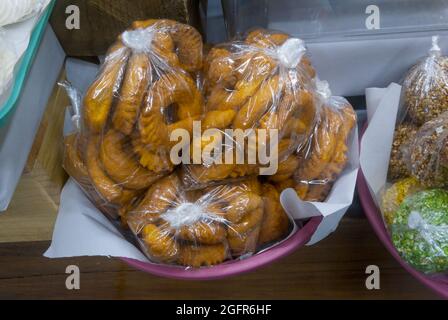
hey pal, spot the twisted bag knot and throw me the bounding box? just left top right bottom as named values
left=122, top=28, right=155, bottom=53
left=275, top=38, right=306, bottom=69
left=161, top=202, right=227, bottom=229
left=316, top=78, right=332, bottom=101
left=429, top=35, right=441, bottom=57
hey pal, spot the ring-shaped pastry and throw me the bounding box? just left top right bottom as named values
left=99, top=130, right=163, bottom=190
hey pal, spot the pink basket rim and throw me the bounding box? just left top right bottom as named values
left=121, top=216, right=322, bottom=280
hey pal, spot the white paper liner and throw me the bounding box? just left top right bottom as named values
left=360, top=83, right=402, bottom=202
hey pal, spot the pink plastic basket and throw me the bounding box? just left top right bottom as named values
left=358, top=125, right=448, bottom=299
left=122, top=216, right=322, bottom=280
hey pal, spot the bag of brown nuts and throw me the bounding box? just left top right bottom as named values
left=401, top=35, right=448, bottom=126
left=388, top=36, right=448, bottom=182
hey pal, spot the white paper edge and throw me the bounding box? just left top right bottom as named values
left=280, top=125, right=359, bottom=245
left=360, top=83, right=402, bottom=202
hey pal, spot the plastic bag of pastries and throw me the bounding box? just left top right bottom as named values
left=180, top=28, right=319, bottom=189
left=63, top=19, right=204, bottom=220
left=60, top=82, right=136, bottom=220
left=269, top=79, right=356, bottom=202
left=122, top=173, right=291, bottom=267
left=401, top=36, right=448, bottom=125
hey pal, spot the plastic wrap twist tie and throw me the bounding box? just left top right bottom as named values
left=316, top=78, right=332, bottom=101
left=161, top=202, right=228, bottom=229
left=122, top=27, right=155, bottom=53
left=276, top=38, right=306, bottom=69
left=58, top=81, right=82, bottom=131
left=429, top=35, right=441, bottom=57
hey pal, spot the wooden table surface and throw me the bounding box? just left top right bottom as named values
left=0, top=190, right=440, bottom=299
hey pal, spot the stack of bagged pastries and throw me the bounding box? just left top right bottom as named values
left=63, top=19, right=356, bottom=268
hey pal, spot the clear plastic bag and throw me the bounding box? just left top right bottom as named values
left=270, top=79, right=356, bottom=202
left=401, top=36, right=448, bottom=125
left=405, top=111, right=448, bottom=188
left=389, top=36, right=448, bottom=182
left=123, top=174, right=291, bottom=267
left=181, top=28, right=319, bottom=189
left=380, top=36, right=448, bottom=274
left=389, top=189, right=448, bottom=274
left=63, top=19, right=204, bottom=220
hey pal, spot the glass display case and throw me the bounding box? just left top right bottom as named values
left=221, top=0, right=448, bottom=96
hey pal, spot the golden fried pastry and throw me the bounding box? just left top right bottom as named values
left=295, top=106, right=343, bottom=183
left=226, top=192, right=264, bottom=223
left=112, top=53, right=152, bottom=135
left=293, top=100, right=356, bottom=201
left=228, top=207, right=264, bottom=236
left=178, top=222, right=227, bottom=245
left=86, top=135, right=123, bottom=203
left=231, top=163, right=260, bottom=178
left=227, top=226, right=261, bottom=257
left=178, top=243, right=228, bottom=267
left=258, top=184, right=290, bottom=246
left=202, top=110, right=237, bottom=130
left=302, top=182, right=333, bottom=202
left=233, top=75, right=280, bottom=129
left=182, top=163, right=236, bottom=184
left=132, top=19, right=203, bottom=72
left=142, top=224, right=179, bottom=263
left=118, top=196, right=142, bottom=228
left=274, top=178, right=296, bottom=193
left=167, top=115, right=201, bottom=136
left=245, top=28, right=316, bottom=79
left=127, top=175, right=267, bottom=266
left=206, top=53, right=276, bottom=112
left=269, top=153, right=300, bottom=183
left=63, top=133, right=89, bottom=186
left=139, top=72, right=203, bottom=145
left=127, top=174, right=182, bottom=233
left=245, top=29, right=289, bottom=48
left=99, top=130, right=162, bottom=190
left=151, top=31, right=180, bottom=68
left=84, top=42, right=129, bottom=133
left=86, top=136, right=138, bottom=206
left=204, top=47, right=236, bottom=91
left=132, top=136, right=174, bottom=173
